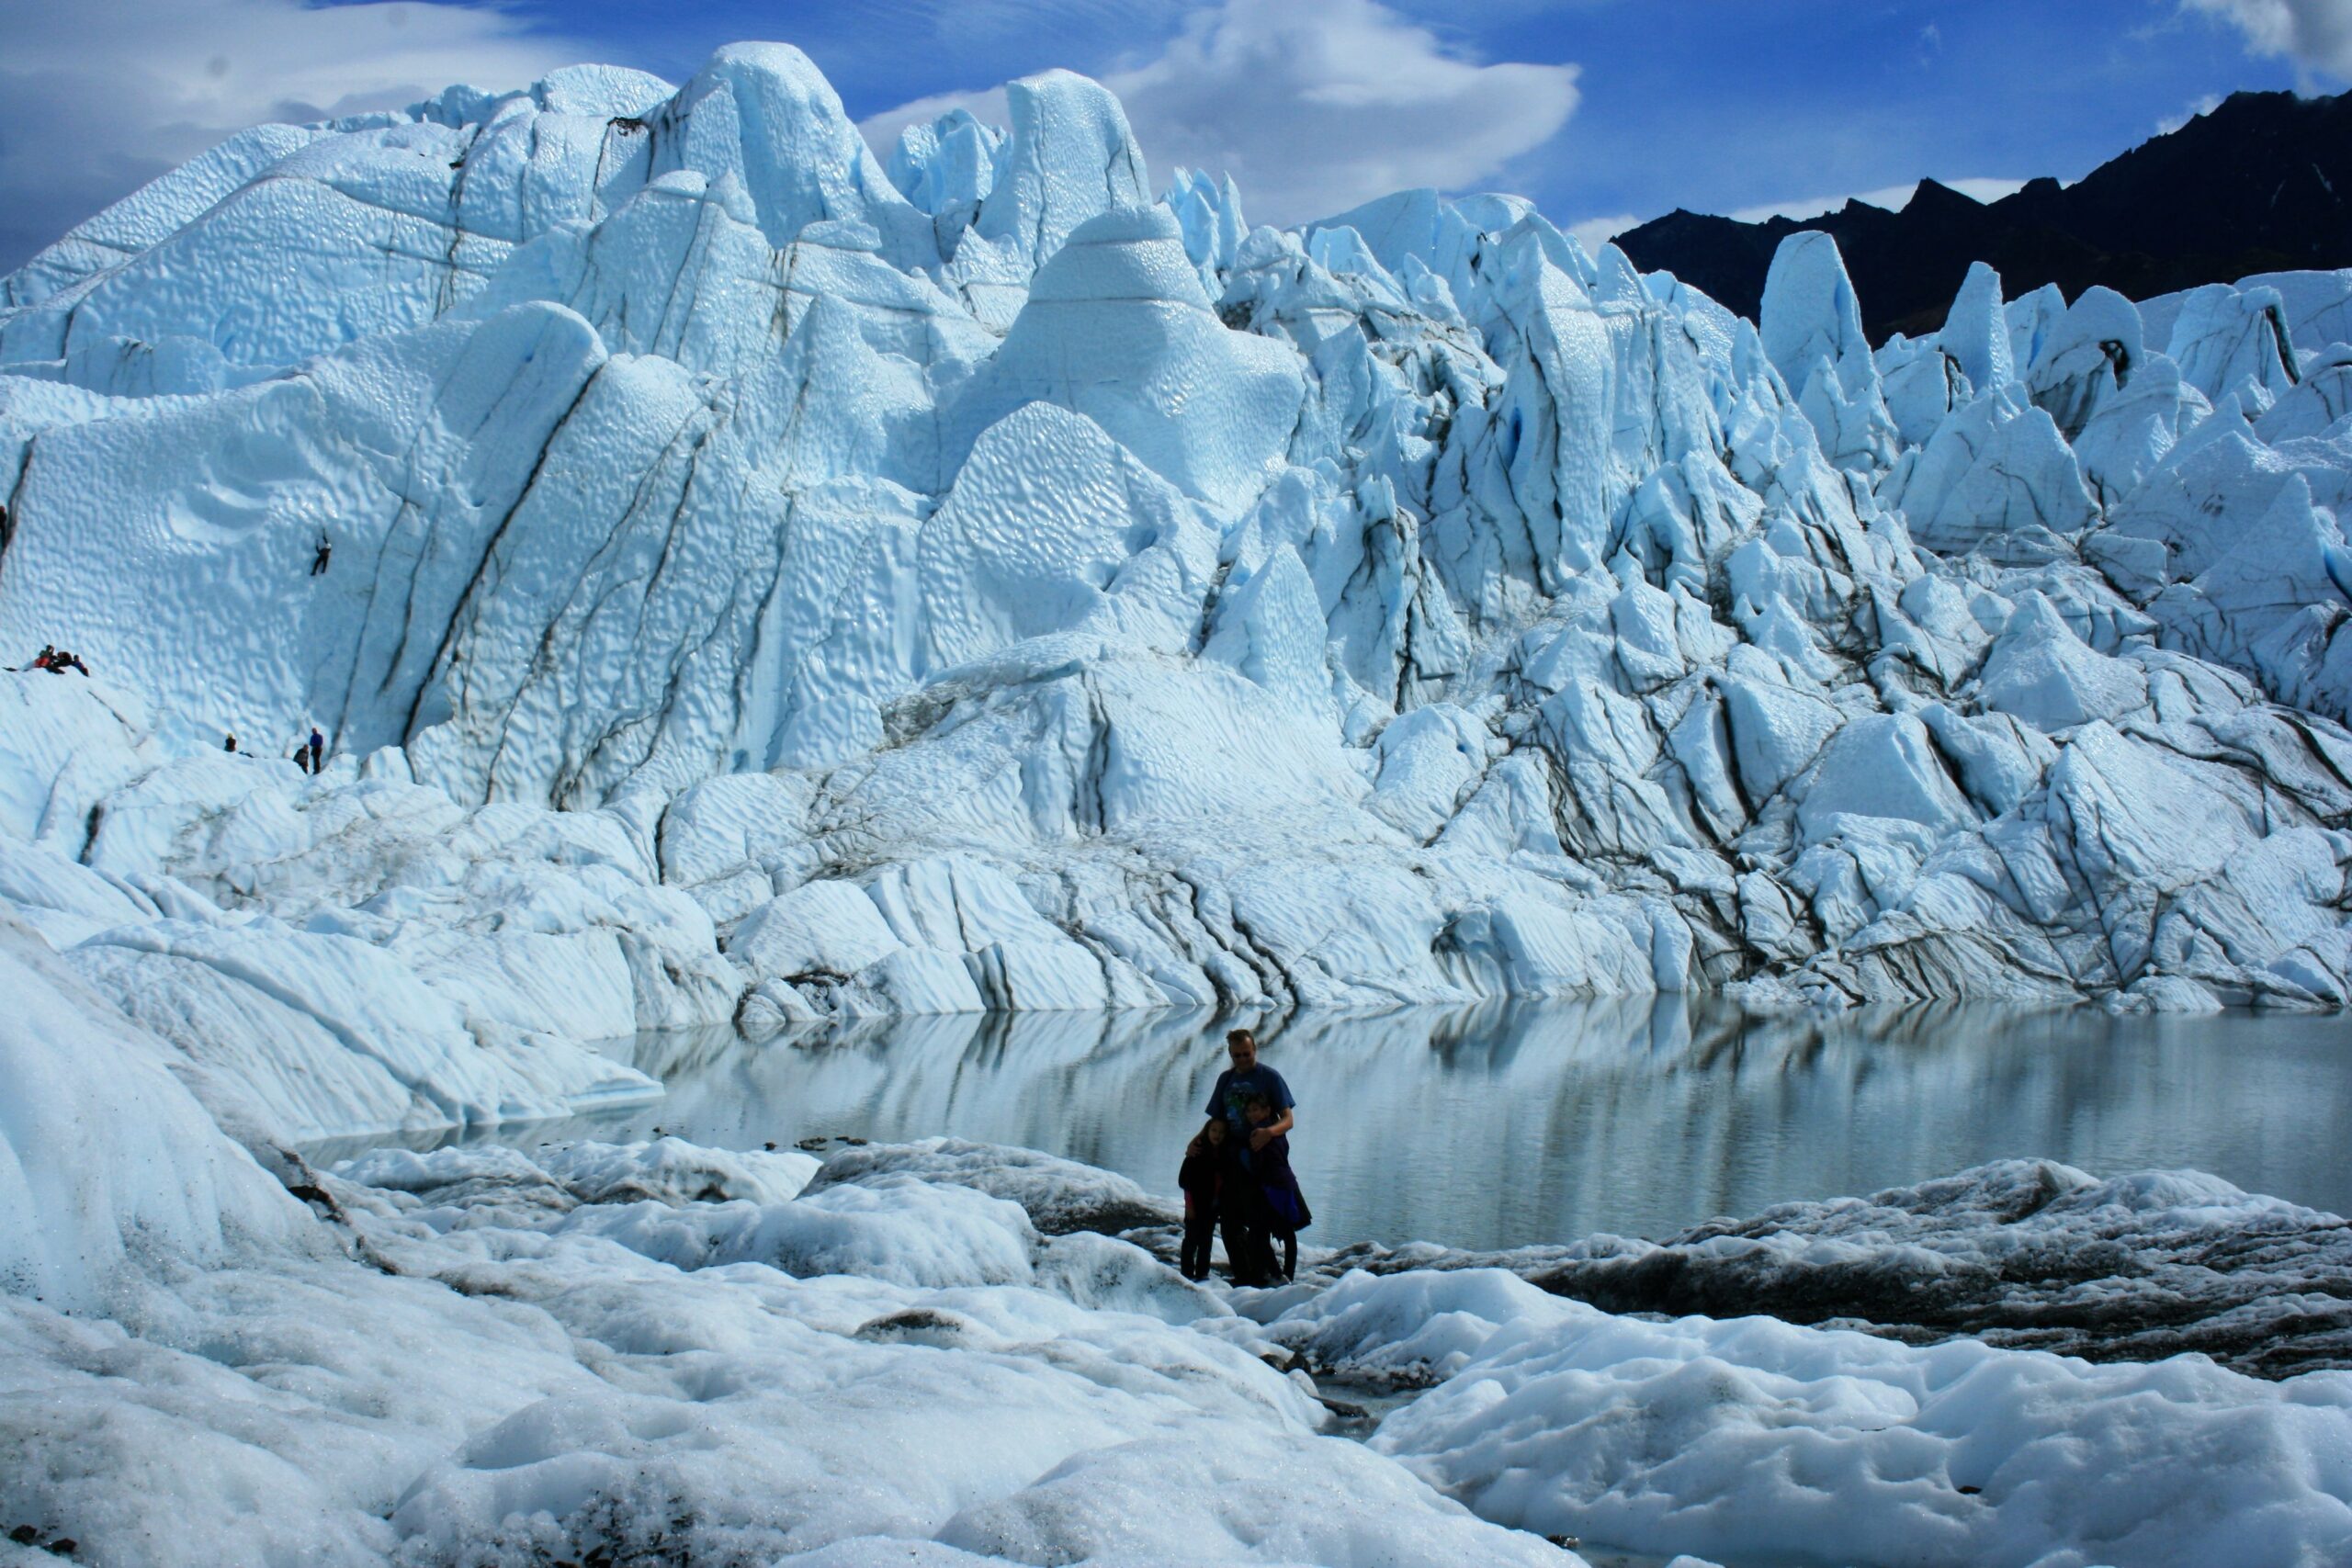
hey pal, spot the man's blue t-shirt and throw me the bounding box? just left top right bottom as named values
left=1204, top=1064, right=1295, bottom=1160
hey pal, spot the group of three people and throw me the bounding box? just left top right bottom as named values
left=22, top=644, right=89, bottom=676
left=222, top=726, right=327, bottom=773
left=1181, top=1028, right=1312, bottom=1287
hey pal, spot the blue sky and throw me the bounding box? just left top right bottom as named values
left=0, top=0, right=2341, bottom=271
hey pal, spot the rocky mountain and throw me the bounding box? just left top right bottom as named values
left=1617, top=88, right=2352, bottom=341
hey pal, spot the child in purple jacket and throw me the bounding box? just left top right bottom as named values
left=1243, top=1095, right=1312, bottom=1281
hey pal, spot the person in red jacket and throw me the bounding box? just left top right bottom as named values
left=1177, top=1119, right=1228, bottom=1281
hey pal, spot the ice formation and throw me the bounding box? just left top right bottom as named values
left=0, top=41, right=2348, bottom=1066
left=1292, top=1157, right=2352, bottom=1380
left=11, top=1093, right=2352, bottom=1567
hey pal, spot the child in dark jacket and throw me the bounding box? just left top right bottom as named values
left=1243, top=1095, right=1312, bottom=1281
left=1178, top=1119, right=1227, bottom=1280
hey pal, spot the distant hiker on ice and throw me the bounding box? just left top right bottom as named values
left=311, top=533, right=332, bottom=576
left=1202, top=1027, right=1296, bottom=1286
left=308, top=726, right=325, bottom=774
left=33, top=646, right=89, bottom=676
left=223, top=734, right=238, bottom=753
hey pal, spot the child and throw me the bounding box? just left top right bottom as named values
left=1178, top=1119, right=1227, bottom=1281
left=1243, top=1095, right=1312, bottom=1281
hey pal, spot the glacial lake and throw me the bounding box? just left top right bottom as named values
left=322, top=999, right=2352, bottom=1253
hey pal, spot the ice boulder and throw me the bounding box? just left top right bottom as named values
left=660, top=43, right=926, bottom=261
left=1974, top=593, right=2149, bottom=731
left=972, top=70, right=1151, bottom=266
left=1759, top=231, right=1873, bottom=394
left=888, top=107, right=1003, bottom=217
left=1716, top=673, right=1842, bottom=803
left=1797, top=712, right=1976, bottom=840
left=800, top=1138, right=1179, bottom=1236
left=2144, top=473, right=2352, bottom=716
left=948, top=206, right=1306, bottom=515
left=920, top=400, right=1220, bottom=668
left=1263, top=1267, right=1580, bottom=1388
left=1202, top=547, right=1337, bottom=717
left=1879, top=388, right=2097, bottom=555
left=1167, top=165, right=1248, bottom=283
left=1937, top=260, right=2013, bottom=393
left=1877, top=334, right=1972, bottom=449
left=2167, top=281, right=2302, bottom=408
left=2256, top=344, right=2352, bottom=444
left=934, top=1426, right=1576, bottom=1568
left=2004, top=281, right=2068, bottom=378
left=0, top=917, right=307, bottom=1309
left=1761, top=232, right=1896, bottom=472
left=2025, top=285, right=2143, bottom=440
left=730, top=880, right=905, bottom=983
left=2069, top=349, right=2208, bottom=505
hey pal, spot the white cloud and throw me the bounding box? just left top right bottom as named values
left=860, top=0, right=1581, bottom=228
left=1567, top=213, right=1641, bottom=254
left=2157, top=93, right=2226, bottom=135
left=1727, top=176, right=2029, bottom=226
left=2184, top=0, right=2352, bottom=80
left=0, top=0, right=585, bottom=270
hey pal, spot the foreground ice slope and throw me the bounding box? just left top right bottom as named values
left=4, top=39, right=2352, bottom=1039
left=0, top=952, right=1587, bottom=1568
left=4, top=840, right=2344, bottom=1563
left=7, top=1018, right=2350, bottom=1568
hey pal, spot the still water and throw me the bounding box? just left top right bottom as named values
left=332, top=998, right=2352, bottom=1253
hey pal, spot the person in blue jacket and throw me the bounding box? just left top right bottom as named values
left=1203, top=1027, right=1294, bottom=1285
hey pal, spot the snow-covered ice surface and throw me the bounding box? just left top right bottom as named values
left=6, top=36, right=2352, bottom=1568
left=5, top=982, right=1584, bottom=1567
left=4, top=851, right=2347, bottom=1564
left=1368, top=1275, right=2352, bottom=1568
left=10, top=1067, right=2352, bottom=1567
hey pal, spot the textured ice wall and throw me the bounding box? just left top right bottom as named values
left=2, top=40, right=2351, bottom=1049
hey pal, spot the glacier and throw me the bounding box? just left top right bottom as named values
left=6, top=37, right=2352, bottom=1568
left=3, top=41, right=2352, bottom=1089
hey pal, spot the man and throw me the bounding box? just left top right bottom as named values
left=1202, top=1027, right=1295, bottom=1285
left=308, top=726, right=325, bottom=775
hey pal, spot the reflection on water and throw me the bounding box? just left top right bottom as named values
left=326, top=998, right=2352, bottom=1253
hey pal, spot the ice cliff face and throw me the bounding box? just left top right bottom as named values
left=5, top=41, right=2352, bottom=1063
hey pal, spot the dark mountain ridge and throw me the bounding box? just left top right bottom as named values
left=1615, top=89, right=2352, bottom=343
